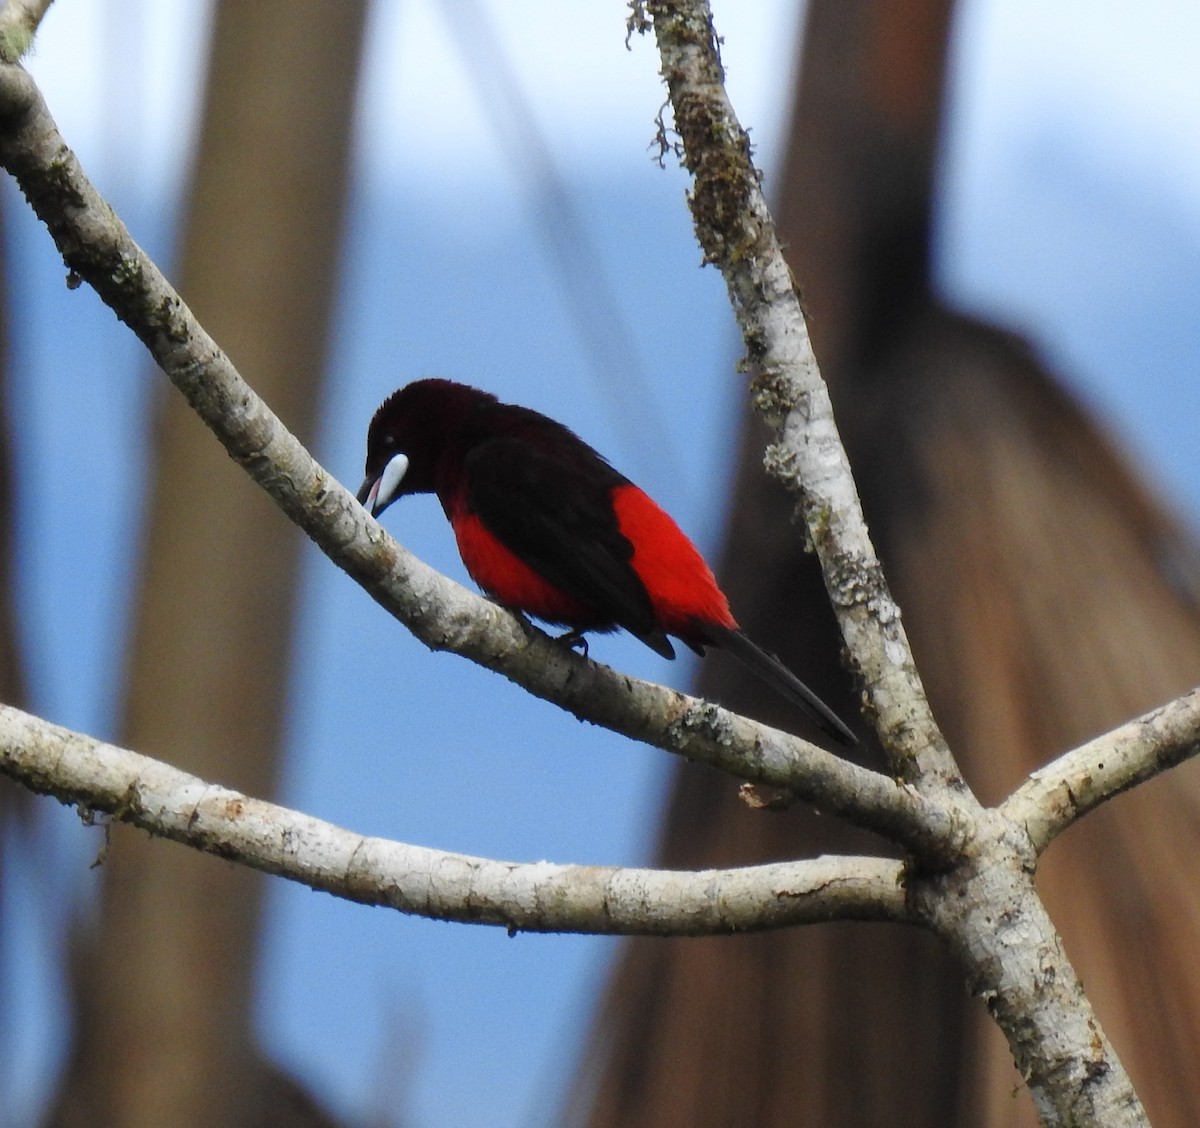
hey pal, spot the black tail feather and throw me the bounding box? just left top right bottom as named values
left=703, top=626, right=858, bottom=747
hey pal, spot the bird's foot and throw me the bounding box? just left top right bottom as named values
left=555, top=629, right=590, bottom=658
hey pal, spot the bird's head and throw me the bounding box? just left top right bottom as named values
left=357, top=378, right=495, bottom=517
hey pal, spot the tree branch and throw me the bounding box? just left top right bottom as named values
left=641, top=0, right=962, bottom=796
left=1002, top=686, right=1200, bottom=853
left=0, top=703, right=909, bottom=934
left=912, top=812, right=1150, bottom=1128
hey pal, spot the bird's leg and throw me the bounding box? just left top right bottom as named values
left=555, top=629, right=590, bottom=658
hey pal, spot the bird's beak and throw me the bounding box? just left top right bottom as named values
left=357, top=452, right=409, bottom=518
left=357, top=475, right=382, bottom=515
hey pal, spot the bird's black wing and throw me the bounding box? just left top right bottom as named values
left=463, top=434, right=675, bottom=659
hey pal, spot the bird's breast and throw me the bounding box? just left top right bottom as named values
left=451, top=510, right=603, bottom=628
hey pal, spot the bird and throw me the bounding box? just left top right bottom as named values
left=357, top=379, right=857, bottom=746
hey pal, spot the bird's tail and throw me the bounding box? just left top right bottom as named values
left=704, top=626, right=858, bottom=747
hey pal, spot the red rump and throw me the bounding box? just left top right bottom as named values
left=610, top=484, right=735, bottom=637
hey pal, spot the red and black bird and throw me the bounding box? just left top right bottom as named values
left=357, top=379, right=856, bottom=746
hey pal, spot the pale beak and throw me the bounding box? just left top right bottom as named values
left=357, top=452, right=409, bottom=517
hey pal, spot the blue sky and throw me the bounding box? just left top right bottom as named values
left=4, top=2, right=1200, bottom=1126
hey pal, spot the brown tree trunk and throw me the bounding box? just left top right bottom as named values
left=46, top=4, right=366, bottom=1126
left=567, top=3, right=1200, bottom=1126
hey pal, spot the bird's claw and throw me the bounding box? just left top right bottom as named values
left=556, top=630, right=589, bottom=658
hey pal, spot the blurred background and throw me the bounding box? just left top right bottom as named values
left=2, top=1, right=1200, bottom=1126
